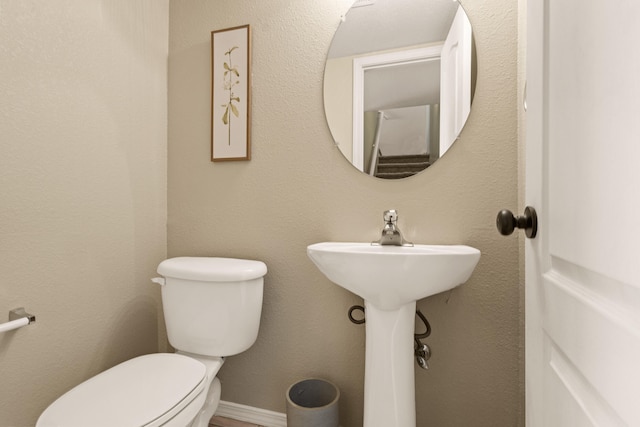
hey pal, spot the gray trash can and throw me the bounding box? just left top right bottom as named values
left=286, top=378, right=340, bottom=427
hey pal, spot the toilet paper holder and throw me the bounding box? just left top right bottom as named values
left=0, top=307, right=36, bottom=334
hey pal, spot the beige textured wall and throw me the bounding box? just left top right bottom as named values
left=0, top=1, right=169, bottom=425
left=169, top=0, right=521, bottom=426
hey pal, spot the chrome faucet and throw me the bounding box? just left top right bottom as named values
left=374, top=210, right=413, bottom=246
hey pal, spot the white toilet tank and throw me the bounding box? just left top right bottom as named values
left=155, top=257, right=267, bottom=357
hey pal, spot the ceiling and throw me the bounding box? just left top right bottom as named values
left=328, top=0, right=459, bottom=59
left=327, top=0, right=460, bottom=111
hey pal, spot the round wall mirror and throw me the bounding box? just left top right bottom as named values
left=323, top=0, right=477, bottom=179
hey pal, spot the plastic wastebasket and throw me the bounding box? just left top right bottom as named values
left=286, top=378, right=340, bottom=427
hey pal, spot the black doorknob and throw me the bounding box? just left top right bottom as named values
left=496, top=206, right=538, bottom=239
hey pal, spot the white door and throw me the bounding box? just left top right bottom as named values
left=526, top=1, right=640, bottom=426
left=439, top=4, right=472, bottom=156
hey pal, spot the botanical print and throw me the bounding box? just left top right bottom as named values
left=211, top=25, right=251, bottom=161
left=221, top=46, right=240, bottom=145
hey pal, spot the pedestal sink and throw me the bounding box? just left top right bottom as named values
left=307, top=242, right=481, bottom=427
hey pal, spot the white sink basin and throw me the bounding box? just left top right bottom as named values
left=307, top=241, right=480, bottom=427
left=307, top=242, right=481, bottom=310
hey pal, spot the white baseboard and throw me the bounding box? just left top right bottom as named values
left=213, top=400, right=287, bottom=427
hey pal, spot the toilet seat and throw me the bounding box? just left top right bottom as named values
left=36, top=353, right=207, bottom=427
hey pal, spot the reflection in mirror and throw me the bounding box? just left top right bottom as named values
left=324, top=0, right=476, bottom=179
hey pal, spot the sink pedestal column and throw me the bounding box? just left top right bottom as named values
left=363, top=300, right=416, bottom=427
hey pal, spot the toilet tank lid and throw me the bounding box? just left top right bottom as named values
left=158, top=257, right=267, bottom=282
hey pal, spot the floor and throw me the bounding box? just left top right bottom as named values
left=209, top=415, right=264, bottom=427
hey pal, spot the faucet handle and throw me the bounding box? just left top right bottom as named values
left=383, top=209, right=398, bottom=224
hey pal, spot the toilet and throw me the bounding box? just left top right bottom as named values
left=36, top=256, right=267, bottom=427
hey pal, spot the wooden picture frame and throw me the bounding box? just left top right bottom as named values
left=211, top=25, right=251, bottom=161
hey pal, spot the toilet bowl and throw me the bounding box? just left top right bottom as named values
left=37, top=257, right=267, bottom=427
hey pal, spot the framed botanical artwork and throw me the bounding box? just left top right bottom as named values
left=211, top=25, right=251, bottom=161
